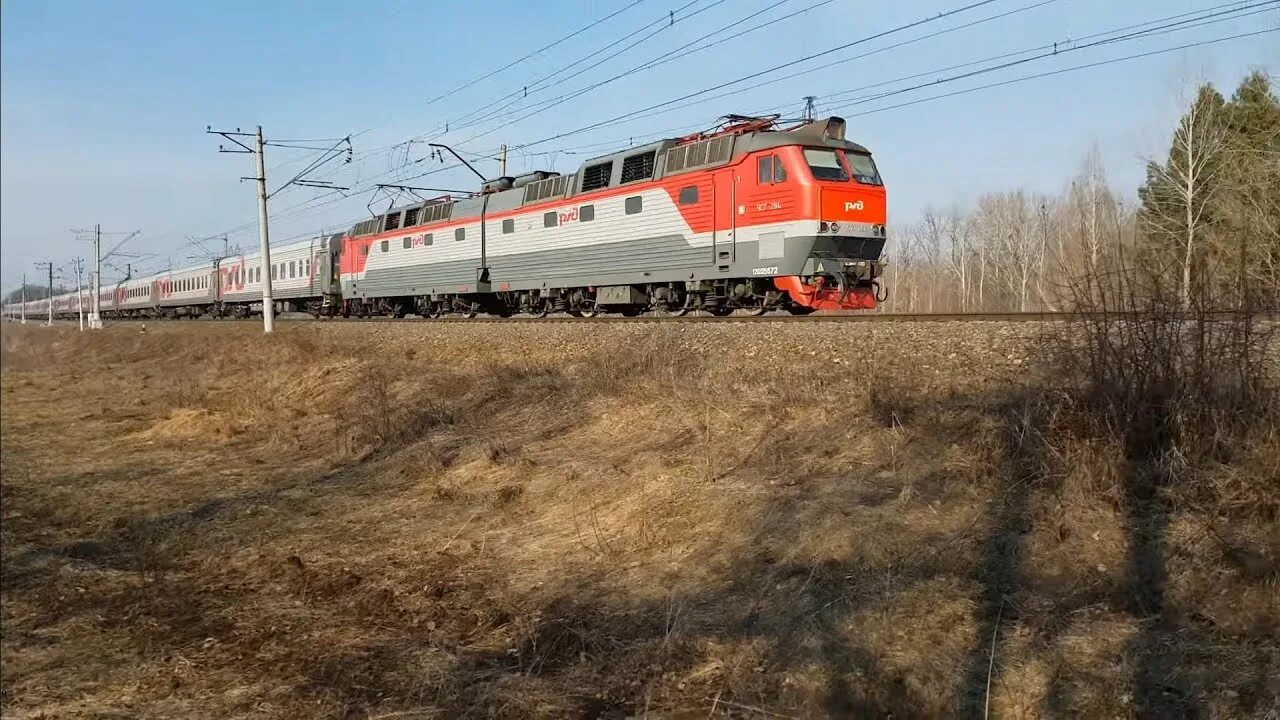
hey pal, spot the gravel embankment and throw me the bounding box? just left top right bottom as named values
left=280, top=319, right=1046, bottom=387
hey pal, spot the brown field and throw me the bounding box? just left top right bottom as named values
left=1, top=319, right=1276, bottom=719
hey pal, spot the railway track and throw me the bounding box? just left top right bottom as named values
left=17, top=310, right=1278, bottom=327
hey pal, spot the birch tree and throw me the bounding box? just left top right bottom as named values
left=1138, top=85, right=1229, bottom=309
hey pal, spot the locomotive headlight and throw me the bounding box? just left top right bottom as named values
left=829, top=222, right=839, bottom=234
left=820, top=221, right=829, bottom=232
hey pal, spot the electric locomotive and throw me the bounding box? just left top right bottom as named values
left=338, top=114, right=887, bottom=317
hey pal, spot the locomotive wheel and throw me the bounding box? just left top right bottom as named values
left=738, top=306, right=768, bottom=317
left=570, top=309, right=599, bottom=318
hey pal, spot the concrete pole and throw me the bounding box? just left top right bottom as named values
left=256, top=126, right=275, bottom=333
left=46, top=261, right=53, bottom=326
left=75, top=258, right=85, bottom=331
left=21, top=272, right=26, bottom=324
left=90, top=224, right=103, bottom=329
left=498, top=143, right=507, bottom=177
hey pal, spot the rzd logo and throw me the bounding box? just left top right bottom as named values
left=844, top=200, right=865, bottom=212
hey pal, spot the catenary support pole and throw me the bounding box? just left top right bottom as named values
left=90, top=224, right=102, bottom=329
left=34, top=261, right=54, bottom=326
left=256, top=126, right=275, bottom=333
left=75, top=258, right=84, bottom=331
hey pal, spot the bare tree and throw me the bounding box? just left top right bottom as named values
left=944, top=206, right=972, bottom=311
left=975, top=191, right=1040, bottom=312
left=1074, top=144, right=1114, bottom=271
left=1139, top=86, right=1229, bottom=309
left=913, top=210, right=946, bottom=312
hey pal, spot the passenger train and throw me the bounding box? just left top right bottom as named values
left=4, top=115, right=887, bottom=321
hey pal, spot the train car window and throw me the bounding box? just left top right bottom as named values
left=848, top=153, right=883, bottom=186
left=289, top=262, right=296, bottom=278
left=424, top=233, right=433, bottom=246
left=502, top=219, right=514, bottom=234
left=581, top=161, right=612, bottom=192
left=403, top=237, right=412, bottom=249
left=773, top=155, right=787, bottom=183
left=679, top=186, right=699, bottom=204
left=380, top=241, right=389, bottom=254
left=580, top=204, right=595, bottom=222
left=620, top=151, right=656, bottom=183
left=803, top=148, right=849, bottom=182
left=455, top=227, right=465, bottom=242
left=543, top=211, right=557, bottom=228
left=757, top=156, right=773, bottom=184
left=625, top=196, right=642, bottom=215
left=362, top=245, right=369, bottom=256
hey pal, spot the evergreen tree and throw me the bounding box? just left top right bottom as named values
left=1220, top=71, right=1280, bottom=309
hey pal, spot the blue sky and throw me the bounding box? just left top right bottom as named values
left=2, top=0, right=1276, bottom=290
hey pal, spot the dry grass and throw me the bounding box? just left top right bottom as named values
left=1, top=320, right=1276, bottom=719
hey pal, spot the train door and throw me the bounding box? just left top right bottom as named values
left=713, top=171, right=736, bottom=270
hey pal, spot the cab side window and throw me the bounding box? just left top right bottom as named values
left=757, top=155, right=786, bottom=184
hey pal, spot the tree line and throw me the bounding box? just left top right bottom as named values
left=4, top=284, right=73, bottom=305
left=881, top=71, right=1280, bottom=313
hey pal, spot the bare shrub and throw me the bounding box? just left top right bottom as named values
left=350, top=367, right=456, bottom=450
left=1051, top=251, right=1276, bottom=461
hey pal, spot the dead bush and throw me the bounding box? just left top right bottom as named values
left=1049, top=255, right=1276, bottom=469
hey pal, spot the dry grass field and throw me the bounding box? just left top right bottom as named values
left=1, top=318, right=1276, bottom=719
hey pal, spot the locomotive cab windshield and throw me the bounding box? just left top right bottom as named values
left=802, top=147, right=882, bottom=186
